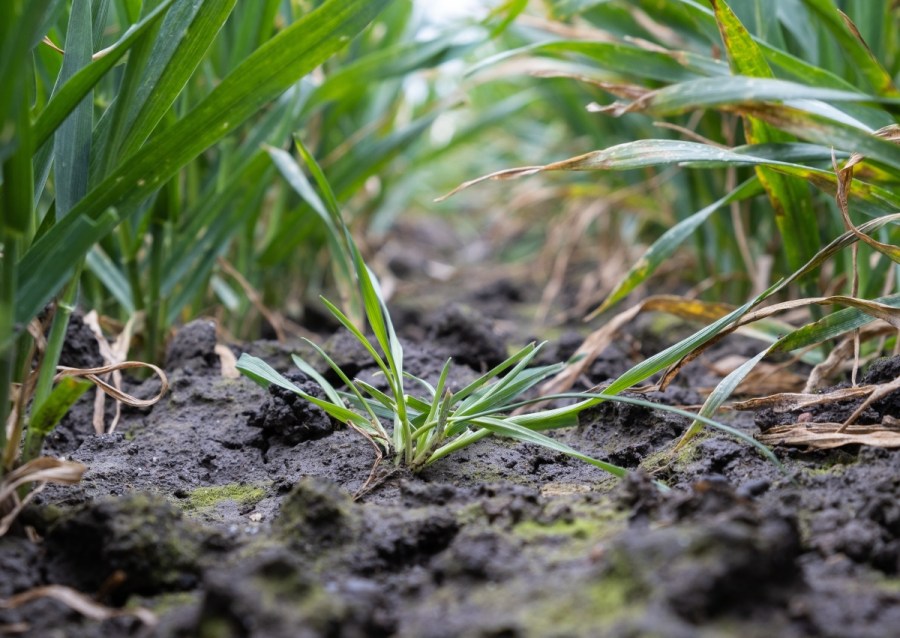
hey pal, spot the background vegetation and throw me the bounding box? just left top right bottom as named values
left=1, top=0, right=898, bottom=501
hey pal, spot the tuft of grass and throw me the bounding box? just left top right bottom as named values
left=238, top=142, right=783, bottom=487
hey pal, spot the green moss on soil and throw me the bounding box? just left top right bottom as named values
left=513, top=508, right=624, bottom=542
left=508, top=570, right=646, bottom=636
left=511, top=499, right=628, bottom=569
left=181, top=483, right=267, bottom=513
left=801, top=449, right=858, bottom=477
left=641, top=431, right=708, bottom=474
left=139, top=590, right=199, bottom=615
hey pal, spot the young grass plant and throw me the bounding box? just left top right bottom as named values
left=238, top=141, right=626, bottom=476
left=237, top=141, right=780, bottom=486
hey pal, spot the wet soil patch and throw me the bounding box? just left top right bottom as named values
left=3, top=303, right=900, bottom=637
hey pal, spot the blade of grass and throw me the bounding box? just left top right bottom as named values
left=438, top=139, right=900, bottom=214
left=31, top=0, right=177, bottom=149
left=593, top=176, right=763, bottom=316
left=594, top=76, right=900, bottom=117
left=500, top=392, right=784, bottom=471
left=21, top=377, right=92, bottom=462
left=114, top=0, right=238, bottom=163
left=467, top=40, right=727, bottom=83
left=711, top=0, right=819, bottom=273
left=53, top=0, right=93, bottom=218
left=801, top=0, right=900, bottom=97
left=0, top=0, right=54, bottom=165
left=296, top=343, right=384, bottom=433
left=466, top=416, right=629, bottom=478
left=32, top=0, right=94, bottom=415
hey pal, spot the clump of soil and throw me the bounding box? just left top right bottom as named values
left=246, top=374, right=334, bottom=447
left=3, top=299, right=900, bottom=637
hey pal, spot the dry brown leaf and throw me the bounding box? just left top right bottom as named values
left=83, top=311, right=141, bottom=433
left=757, top=421, right=900, bottom=449
left=708, top=355, right=806, bottom=396
left=832, top=135, right=900, bottom=266
left=838, top=374, right=900, bottom=432
left=734, top=385, right=875, bottom=413
left=0, top=585, right=156, bottom=627
left=745, top=373, right=900, bottom=449
left=216, top=344, right=239, bottom=379
left=435, top=165, right=544, bottom=202
left=0, top=457, right=86, bottom=502
left=54, top=361, right=168, bottom=410
left=0, top=458, right=86, bottom=536
left=804, top=324, right=895, bottom=391
left=533, top=73, right=649, bottom=101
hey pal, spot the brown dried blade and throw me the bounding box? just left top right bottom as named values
left=757, top=420, right=900, bottom=450
left=0, top=585, right=156, bottom=627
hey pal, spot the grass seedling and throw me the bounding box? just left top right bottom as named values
left=238, top=140, right=784, bottom=487
left=239, top=139, right=630, bottom=477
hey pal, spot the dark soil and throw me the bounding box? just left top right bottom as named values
left=3, top=290, right=900, bottom=638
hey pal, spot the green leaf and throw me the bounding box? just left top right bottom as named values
left=453, top=342, right=537, bottom=404
left=85, top=245, right=134, bottom=314
left=681, top=292, right=900, bottom=444
left=114, top=0, right=238, bottom=162
left=14, top=209, right=119, bottom=330
left=0, top=0, right=54, bottom=165
left=533, top=391, right=784, bottom=471
left=291, top=353, right=342, bottom=407
left=440, top=139, right=900, bottom=216
left=307, top=32, right=477, bottom=107
left=711, top=0, right=819, bottom=273
left=680, top=350, right=768, bottom=443
left=597, top=76, right=899, bottom=117
left=29, top=376, right=92, bottom=437
left=735, top=104, right=900, bottom=172
left=31, top=0, right=177, bottom=149
left=18, top=0, right=391, bottom=328
left=266, top=144, right=355, bottom=303
left=298, top=340, right=384, bottom=429
left=426, top=359, right=452, bottom=424
left=456, top=343, right=543, bottom=415
left=469, top=416, right=628, bottom=478
left=774, top=292, right=900, bottom=353
left=236, top=353, right=371, bottom=428
left=236, top=352, right=302, bottom=393
left=595, top=176, right=763, bottom=315
left=76, top=0, right=387, bottom=225
left=604, top=287, right=774, bottom=397
left=469, top=39, right=727, bottom=83
left=53, top=0, right=93, bottom=218
left=319, top=296, right=391, bottom=380
left=800, top=0, right=900, bottom=97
